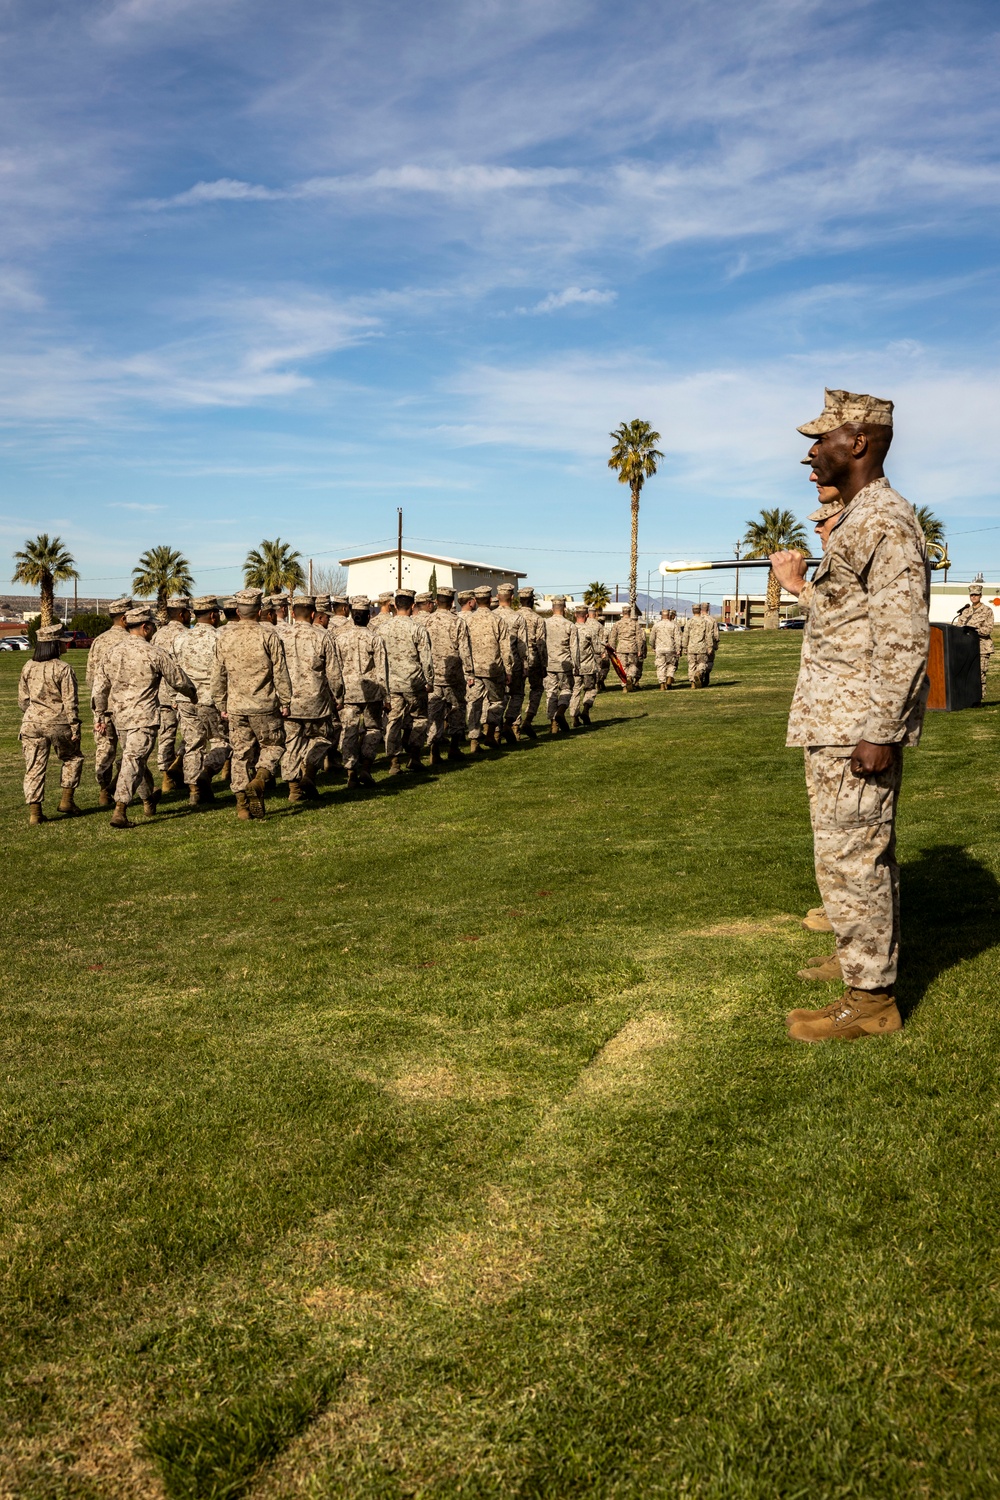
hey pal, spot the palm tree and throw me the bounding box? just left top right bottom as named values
left=584, top=581, right=611, bottom=609
left=914, top=505, right=945, bottom=548
left=12, top=534, right=78, bottom=627
left=608, top=420, right=663, bottom=613
left=132, top=545, right=194, bottom=623
left=743, top=508, right=809, bottom=629
left=243, top=538, right=306, bottom=597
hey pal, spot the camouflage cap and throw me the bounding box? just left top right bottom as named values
left=107, top=595, right=133, bottom=615
left=456, top=590, right=473, bottom=603
left=497, top=582, right=515, bottom=596
left=377, top=591, right=394, bottom=604
left=519, top=586, right=534, bottom=599
left=473, top=585, right=493, bottom=599
left=574, top=601, right=588, bottom=613
left=332, top=593, right=349, bottom=605
left=294, top=595, right=316, bottom=610
left=550, top=594, right=567, bottom=604
left=436, top=584, right=455, bottom=599
left=797, top=388, right=894, bottom=437
left=191, top=595, right=220, bottom=612
left=313, top=593, right=331, bottom=610
left=37, top=623, right=65, bottom=641
left=350, top=594, right=370, bottom=610
left=124, top=606, right=156, bottom=625
left=414, top=590, right=433, bottom=603
left=167, top=594, right=192, bottom=609
left=222, top=596, right=238, bottom=610
left=807, top=499, right=846, bottom=522
left=234, top=587, right=263, bottom=607
left=394, top=587, right=415, bottom=600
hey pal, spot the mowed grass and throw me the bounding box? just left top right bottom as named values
left=2, top=634, right=1000, bottom=1499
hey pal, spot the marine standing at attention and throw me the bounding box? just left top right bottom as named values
left=279, top=595, right=344, bottom=801
left=770, top=388, right=929, bottom=1043
left=420, top=587, right=472, bottom=763
left=337, top=596, right=390, bottom=787
left=211, top=587, right=292, bottom=820
left=19, top=625, right=84, bottom=824
left=152, top=595, right=192, bottom=792
left=173, top=596, right=229, bottom=806
left=381, top=588, right=434, bottom=773
left=85, top=595, right=131, bottom=805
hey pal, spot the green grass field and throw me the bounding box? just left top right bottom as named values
left=3, top=635, right=1000, bottom=1499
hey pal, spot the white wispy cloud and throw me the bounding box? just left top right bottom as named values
left=528, top=287, right=616, bottom=314
left=107, top=501, right=164, bottom=511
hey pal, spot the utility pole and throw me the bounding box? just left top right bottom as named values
left=308, top=558, right=313, bottom=594
left=397, top=507, right=403, bottom=593
left=733, top=540, right=741, bottom=627
left=615, top=582, right=619, bottom=603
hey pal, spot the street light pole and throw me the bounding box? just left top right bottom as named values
left=734, top=540, right=741, bottom=626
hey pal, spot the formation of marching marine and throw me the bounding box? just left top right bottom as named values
left=18, top=582, right=723, bottom=827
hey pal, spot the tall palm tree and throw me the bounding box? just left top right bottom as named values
left=132, top=545, right=194, bottom=623
left=914, top=505, right=945, bottom=548
left=583, top=581, right=611, bottom=609
left=12, top=534, right=78, bottom=627
left=243, top=538, right=306, bottom=596
left=743, top=508, right=809, bottom=628
left=608, top=420, right=663, bottom=613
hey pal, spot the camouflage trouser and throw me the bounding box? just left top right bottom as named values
left=597, top=652, right=610, bottom=686
left=521, top=668, right=545, bottom=727
left=688, top=653, right=710, bottom=686
left=227, top=712, right=286, bottom=793
left=93, top=713, right=119, bottom=789
left=427, top=684, right=466, bottom=745
left=156, top=704, right=179, bottom=773
left=178, top=703, right=229, bottom=785
left=340, top=701, right=385, bottom=768
left=569, top=672, right=597, bottom=718
left=617, top=652, right=642, bottom=686
left=503, top=666, right=525, bottom=725
left=113, top=727, right=157, bottom=806
left=656, top=651, right=679, bottom=684
left=980, top=642, right=992, bottom=695
left=467, top=676, right=503, bottom=739
left=543, top=665, right=574, bottom=719
left=386, top=688, right=429, bottom=756
left=281, top=717, right=335, bottom=783
left=805, top=746, right=903, bottom=991
left=21, top=730, right=83, bottom=804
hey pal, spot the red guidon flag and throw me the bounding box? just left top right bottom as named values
left=605, top=645, right=628, bottom=684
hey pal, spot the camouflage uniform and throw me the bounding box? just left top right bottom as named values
left=648, top=614, right=682, bottom=685
left=211, top=612, right=292, bottom=793
left=279, top=611, right=344, bottom=785
left=608, top=612, right=646, bottom=688
left=151, top=608, right=190, bottom=775
left=953, top=598, right=994, bottom=694
left=424, top=595, right=473, bottom=749
left=337, top=607, right=390, bottom=768
left=496, top=590, right=528, bottom=729
left=569, top=612, right=600, bottom=719
left=518, top=589, right=548, bottom=730
left=382, top=599, right=434, bottom=759
left=173, top=612, right=229, bottom=787
left=788, top=474, right=930, bottom=992
left=543, top=605, right=575, bottom=721
left=92, top=621, right=197, bottom=806
left=464, top=594, right=513, bottom=740
left=85, top=602, right=130, bottom=792
left=19, top=650, right=83, bottom=806
left=684, top=612, right=716, bottom=687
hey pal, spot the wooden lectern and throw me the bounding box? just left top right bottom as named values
left=926, top=623, right=982, bottom=712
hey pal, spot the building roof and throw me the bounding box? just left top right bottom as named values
left=339, top=548, right=524, bottom=577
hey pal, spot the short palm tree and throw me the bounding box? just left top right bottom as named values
left=12, top=534, right=78, bottom=627
left=243, top=538, right=306, bottom=597
left=608, top=420, right=663, bottom=614
left=583, top=581, right=611, bottom=609
left=743, top=508, right=809, bottom=628
left=132, top=546, right=194, bottom=623
left=914, top=505, right=945, bottom=548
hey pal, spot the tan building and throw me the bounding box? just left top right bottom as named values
left=340, top=549, right=524, bottom=598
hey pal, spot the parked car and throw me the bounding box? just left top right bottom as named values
left=0, top=636, right=30, bottom=650
left=59, top=630, right=94, bottom=649
left=779, top=618, right=805, bottom=630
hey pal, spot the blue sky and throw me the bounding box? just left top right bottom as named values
left=2, top=0, right=999, bottom=601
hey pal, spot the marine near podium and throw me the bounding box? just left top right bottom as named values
left=952, top=576, right=994, bottom=698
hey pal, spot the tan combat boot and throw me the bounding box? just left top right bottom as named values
left=142, top=790, right=160, bottom=817
left=188, top=782, right=202, bottom=806
left=235, top=790, right=251, bottom=820
left=502, top=724, right=518, bottom=745
left=161, top=771, right=178, bottom=793
left=429, top=742, right=443, bottom=766
left=220, top=757, right=232, bottom=783
left=802, top=906, right=834, bottom=933
left=449, top=734, right=465, bottom=758
left=28, top=802, right=46, bottom=825
left=247, top=769, right=267, bottom=818
left=511, top=721, right=522, bottom=741
left=58, top=788, right=80, bottom=816
left=358, top=756, right=376, bottom=786
left=407, top=750, right=424, bottom=771
left=98, top=787, right=112, bottom=808
left=287, top=779, right=303, bottom=802
left=787, top=989, right=902, bottom=1043
left=388, top=754, right=403, bottom=775
left=795, top=953, right=843, bottom=983
left=470, top=737, right=483, bottom=754
left=110, top=802, right=131, bottom=829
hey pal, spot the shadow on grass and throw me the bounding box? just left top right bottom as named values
left=899, top=843, right=1000, bottom=1020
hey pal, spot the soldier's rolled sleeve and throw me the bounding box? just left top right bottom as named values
left=862, top=564, right=930, bottom=744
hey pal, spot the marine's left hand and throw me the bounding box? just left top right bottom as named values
left=851, top=739, right=894, bottom=776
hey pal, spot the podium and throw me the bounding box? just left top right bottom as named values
left=926, top=624, right=981, bottom=711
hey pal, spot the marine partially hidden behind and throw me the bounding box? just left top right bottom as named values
left=770, top=388, right=930, bottom=1044
left=19, top=624, right=84, bottom=824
